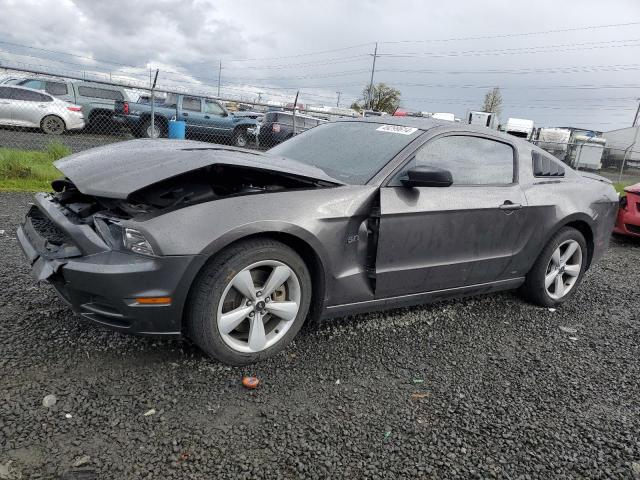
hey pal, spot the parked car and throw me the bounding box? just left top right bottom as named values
left=256, top=111, right=326, bottom=147
left=613, top=183, right=640, bottom=237
left=15, top=78, right=126, bottom=131
left=0, top=85, right=84, bottom=134
left=114, top=93, right=257, bottom=147
left=17, top=118, right=618, bottom=365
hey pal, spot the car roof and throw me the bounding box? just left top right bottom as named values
left=1, top=84, right=54, bottom=96
left=336, top=116, right=531, bottom=143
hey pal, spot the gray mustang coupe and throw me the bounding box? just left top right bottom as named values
left=18, top=118, right=618, bottom=365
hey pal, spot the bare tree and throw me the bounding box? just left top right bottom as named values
left=482, top=87, right=502, bottom=115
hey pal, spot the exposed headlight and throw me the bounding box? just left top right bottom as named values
left=123, top=228, right=155, bottom=256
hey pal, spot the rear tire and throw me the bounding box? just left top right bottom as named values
left=40, top=115, right=65, bottom=135
left=519, top=227, right=587, bottom=307
left=186, top=238, right=312, bottom=365
left=139, top=118, right=166, bottom=138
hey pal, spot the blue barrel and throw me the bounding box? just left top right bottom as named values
left=168, top=120, right=186, bottom=139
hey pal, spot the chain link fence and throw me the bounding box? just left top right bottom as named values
left=530, top=139, right=640, bottom=186
left=1, top=66, right=639, bottom=190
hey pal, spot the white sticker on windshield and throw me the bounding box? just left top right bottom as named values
left=376, top=125, right=418, bottom=135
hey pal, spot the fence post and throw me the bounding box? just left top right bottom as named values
left=292, top=90, right=299, bottom=136
left=150, top=69, right=159, bottom=138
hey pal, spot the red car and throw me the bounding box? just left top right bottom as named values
left=614, top=183, right=640, bottom=237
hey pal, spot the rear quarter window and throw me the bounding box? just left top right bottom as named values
left=46, top=82, right=69, bottom=96
left=77, top=86, right=124, bottom=101
left=532, top=150, right=565, bottom=177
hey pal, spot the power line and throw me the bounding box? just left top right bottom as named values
left=377, top=38, right=640, bottom=58
left=192, top=42, right=375, bottom=63
left=381, top=21, right=640, bottom=44
left=379, top=63, right=640, bottom=75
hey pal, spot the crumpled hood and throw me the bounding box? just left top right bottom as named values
left=54, top=139, right=342, bottom=199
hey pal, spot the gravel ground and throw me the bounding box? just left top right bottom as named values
left=1, top=191, right=639, bottom=479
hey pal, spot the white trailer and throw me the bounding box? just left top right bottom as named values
left=468, top=111, right=495, bottom=128
left=566, top=135, right=607, bottom=170
left=501, top=118, right=534, bottom=140
left=533, top=127, right=571, bottom=157
left=431, top=112, right=455, bottom=122
left=602, top=126, right=640, bottom=167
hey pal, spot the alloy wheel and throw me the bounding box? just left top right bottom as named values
left=544, top=239, right=582, bottom=300
left=146, top=124, right=161, bottom=138
left=235, top=133, right=248, bottom=147
left=42, top=116, right=64, bottom=135
left=216, top=260, right=301, bottom=353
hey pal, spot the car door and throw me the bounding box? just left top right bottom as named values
left=8, top=88, right=52, bottom=127
left=203, top=99, right=234, bottom=141
left=179, top=96, right=206, bottom=136
left=0, top=86, right=14, bottom=124
left=375, top=132, right=529, bottom=298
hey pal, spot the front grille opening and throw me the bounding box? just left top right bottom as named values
left=29, top=208, right=71, bottom=246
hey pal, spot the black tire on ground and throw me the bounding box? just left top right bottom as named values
left=519, top=226, right=588, bottom=307
left=185, top=238, right=312, bottom=365
left=232, top=127, right=249, bottom=148
left=87, top=114, right=114, bottom=134
left=139, top=117, right=167, bottom=138
left=40, top=115, right=66, bottom=135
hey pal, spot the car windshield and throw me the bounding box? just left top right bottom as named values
left=268, top=121, right=422, bottom=184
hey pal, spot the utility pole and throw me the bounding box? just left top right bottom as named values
left=632, top=98, right=640, bottom=127
left=336, top=91, right=341, bottom=107
left=217, top=60, right=222, bottom=97
left=367, top=42, right=378, bottom=110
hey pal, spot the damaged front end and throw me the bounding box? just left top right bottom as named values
left=16, top=159, right=337, bottom=335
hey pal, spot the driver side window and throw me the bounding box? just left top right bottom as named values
left=393, top=135, right=515, bottom=186
left=204, top=100, right=225, bottom=116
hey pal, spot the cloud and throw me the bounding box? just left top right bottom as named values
left=0, top=0, right=639, bottom=128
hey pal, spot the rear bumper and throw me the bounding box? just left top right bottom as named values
left=66, top=116, right=85, bottom=131
left=113, top=114, right=141, bottom=130
left=17, top=194, right=204, bottom=336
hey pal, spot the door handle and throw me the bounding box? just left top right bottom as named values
left=499, top=201, right=522, bottom=211
left=204, top=115, right=210, bottom=119
left=182, top=112, right=188, bottom=117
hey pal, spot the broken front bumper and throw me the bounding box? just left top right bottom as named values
left=17, top=193, right=202, bottom=336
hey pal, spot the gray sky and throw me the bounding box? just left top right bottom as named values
left=0, top=0, right=639, bottom=130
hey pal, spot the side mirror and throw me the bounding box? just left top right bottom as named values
left=400, top=166, right=453, bottom=188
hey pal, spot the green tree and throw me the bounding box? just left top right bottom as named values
left=353, top=83, right=401, bottom=114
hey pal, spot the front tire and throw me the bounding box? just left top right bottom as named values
left=186, top=238, right=312, bottom=365
left=40, top=115, right=65, bottom=135
left=520, top=227, right=587, bottom=307
left=232, top=128, right=249, bottom=148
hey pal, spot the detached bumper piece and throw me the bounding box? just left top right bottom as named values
left=17, top=193, right=199, bottom=336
